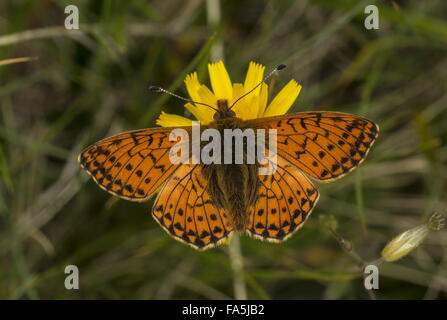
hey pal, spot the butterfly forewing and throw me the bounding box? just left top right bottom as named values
left=78, top=127, right=191, bottom=201
left=251, top=112, right=379, bottom=182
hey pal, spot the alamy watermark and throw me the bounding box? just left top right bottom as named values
left=364, top=5, right=379, bottom=30
left=364, top=264, right=379, bottom=290
left=64, top=265, right=79, bottom=290
left=168, top=122, right=278, bottom=175
left=64, top=5, right=79, bottom=30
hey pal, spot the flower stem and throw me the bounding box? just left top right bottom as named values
left=329, top=227, right=377, bottom=300
left=228, top=233, right=248, bottom=300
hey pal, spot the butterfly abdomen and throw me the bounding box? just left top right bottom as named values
left=200, top=119, right=261, bottom=232
left=203, top=163, right=259, bottom=232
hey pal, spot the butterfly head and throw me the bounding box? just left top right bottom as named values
left=150, top=64, right=286, bottom=123
left=213, top=99, right=236, bottom=120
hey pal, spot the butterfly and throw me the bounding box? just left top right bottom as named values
left=78, top=62, right=379, bottom=250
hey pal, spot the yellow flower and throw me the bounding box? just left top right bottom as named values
left=156, top=61, right=302, bottom=127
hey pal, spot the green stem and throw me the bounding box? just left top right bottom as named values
left=228, top=234, right=248, bottom=300
left=354, top=170, right=367, bottom=234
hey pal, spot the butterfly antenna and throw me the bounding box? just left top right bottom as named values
left=229, top=64, right=286, bottom=110
left=149, top=86, right=219, bottom=112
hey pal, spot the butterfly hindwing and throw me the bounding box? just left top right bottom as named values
left=78, top=127, right=190, bottom=201
left=246, top=156, right=319, bottom=242
left=152, top=164, right=234, bottom=250
left=251, top=112, right=379, bottom=182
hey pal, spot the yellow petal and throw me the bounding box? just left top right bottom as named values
left=231, top=83, right=266, bottom=120
left=208, top=61, right=233, bottom=102
left=244, top=61, right=265, bottom=98
left=257, top=83, right=268, bottom=117
left=156, top=111, right=193, bottom=127
left=198, top=85, right=216, bottom=104
left=185, top=103, right=214, bottom=124
left=185, top=84, right=217, bottom=124
left=244, top=95, right=260, bottom=120
left=263, top=79, right=302, bottom=117
left=231, top=83, right=246, bottom=119
left=190, top=85, right=217, bottom=123
left=184, top=72, right=202, bottom=103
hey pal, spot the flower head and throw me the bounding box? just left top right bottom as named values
left=156, top=61, right=302, bottom=127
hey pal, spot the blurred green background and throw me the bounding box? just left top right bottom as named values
left=1, top=0, right=446, bottom=300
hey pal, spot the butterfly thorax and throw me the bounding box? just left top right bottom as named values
left=202, top=99, right=260, bottom=232
left=213, top=99, right=236, bottom=121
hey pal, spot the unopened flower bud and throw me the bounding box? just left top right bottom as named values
left=381, top=212, right=444, bottom=262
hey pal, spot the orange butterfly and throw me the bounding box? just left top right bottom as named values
left=78, top=61, right=379, bottom=250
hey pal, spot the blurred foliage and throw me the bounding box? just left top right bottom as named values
left=0, top=0, right=446, bottom=300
